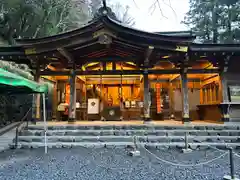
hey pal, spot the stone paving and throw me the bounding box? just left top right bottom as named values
left=0, top=147, right=240, bottom=180
left=0, top=127, right=17, bottom=152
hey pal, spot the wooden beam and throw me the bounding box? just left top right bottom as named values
left=201, top=76, right=220, bottom=87
left=57, top=48, right=74, bottom=64
left=144, top=46, right=154, bottom=67
left=152, top=78, right=200, bottom=83
left=77, top=56, right=138, bottom=63
left=170, top=74, right=180, bottom=82
left=39, top=68, right=220, bottom=76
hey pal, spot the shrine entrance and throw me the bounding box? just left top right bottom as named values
left=83, top=74, right=142, bottom=121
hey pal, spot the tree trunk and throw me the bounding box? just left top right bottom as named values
left=212, top=2, right=218, bottom=43
left=227, top=5, right=233, bottom=43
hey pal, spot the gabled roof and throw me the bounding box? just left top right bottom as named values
left=0, top=8, right=195, bottom=68
left=15, top=14, right=195, bottom=46
left=1, top=5, right=240, bottom=71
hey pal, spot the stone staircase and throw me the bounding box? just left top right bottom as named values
left=13, top=124, right=240, bottom=149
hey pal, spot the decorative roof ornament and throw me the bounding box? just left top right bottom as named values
left=93, top=0, right=121, bottom=23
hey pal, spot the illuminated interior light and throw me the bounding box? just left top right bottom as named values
left=162, top=56, right=170, bottom=59
left=47, top=64, right=56, bottom=71
left=125, top=62, right=136, bottom=66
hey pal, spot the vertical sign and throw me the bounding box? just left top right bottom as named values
left=88, top=98, right=100, bottom=114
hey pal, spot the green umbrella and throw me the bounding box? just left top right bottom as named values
left=0, top=68, right=47, bottom=94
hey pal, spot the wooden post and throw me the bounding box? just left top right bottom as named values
left=52, top=81, right=58, bottom=120
left=169, top=82, right=175, bottom=119
left=212, top=84, right=216, bottom=103
left=209, top=84, right=213, bottom=104
left=68, top=69, right=76, bottom=122
left=219, top=72, right=230, bottom=122
left=181, top=71, right=190, bottom=123
left=143, top=71, right=151, bottom=122
left=200, top=82, right=203, bottom=104
left=32, top=63, right=41, bottom=122
left=204, top=88, right=208, bottom=104
left=143, top=46, right=154, bottom=122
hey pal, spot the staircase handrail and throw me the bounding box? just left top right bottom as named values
left=14, top=107, right=32, bottom=149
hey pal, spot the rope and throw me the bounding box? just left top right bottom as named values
left=233, top=152, right=240, bottom=158
left=136, top=136, right=228, bottom=167
left=208, top=145, right=240, bottom=160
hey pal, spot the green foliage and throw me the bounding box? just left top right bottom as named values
left=0, top=0, right=91, bottom=44
left=183, top=0, right=240, bottom=43
left=0, top=0, right=135, bottom=44
left=111, top=3, right=135, bottom=26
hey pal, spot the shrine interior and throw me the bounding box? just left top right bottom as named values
left=42, top=59, right=223, bottom=122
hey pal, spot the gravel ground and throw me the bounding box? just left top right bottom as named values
left=0, top=146, right=240, bottom=180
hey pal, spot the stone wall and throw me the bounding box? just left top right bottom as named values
left=0, top=94, right=32, bottom=128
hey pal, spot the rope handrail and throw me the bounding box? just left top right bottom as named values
left=14, top=107, right=32, bottom=149
left=136, top=136, right=228, bottom=167
left=233, top=152, right=240, bottom=158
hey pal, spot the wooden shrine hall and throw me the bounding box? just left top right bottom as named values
left=1, top=4, right=240, bottom=123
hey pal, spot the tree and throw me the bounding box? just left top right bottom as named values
left=90, top=0, right=135, bottom=27
left=218, top=0, right=239, bottom=43
left=111, top=3, right=135, bottom=26
left=183, top=0, right=240, bottom=43
left=0, top=0, right=136, bottom=43
left=0, top=0, right=90, bottom=44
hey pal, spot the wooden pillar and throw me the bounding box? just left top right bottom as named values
left=219, top=72, right=230, bottom=122
left=212, top=84, right=216, bottom=103
left=200, top=83, right=203, bottom=104
left=68, top=69, right=76, bottom=122
left=169, top=82, right=175, bottom=119
left=32, top=65, right=41, bottom=122
left=52, top=81, right=58, bottom=120
left=209, top=84, right=213, bottom=104
left=204, top=88, right=208, bottom=104
left=143, top=46, right=154, bottom=122
left=181, top=72, right=190, bottom=123
left=220, top=74, right=229, bottom=103
left=143, top=72, right=151, bottom=122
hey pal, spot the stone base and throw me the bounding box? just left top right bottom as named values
left=223, top=175, right=239, bottom=180
left=222, top=117, right=230, bottom=122
left=68, top=118, right=75, bottom=123
left=181, top=148, right=193, bottom=153
left=129, top=150, right=141, bottom=157
left=143, top=117, right=151, bottom=122
left=170, top=114, right=175, bottom=120
left=182, top=117, right=191, bottom=124
left=31, top=118, right=39, bottom=125
left=143, top=120, right=152, bottom=124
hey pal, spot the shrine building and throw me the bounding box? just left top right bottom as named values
left=1, top=5, right=240, bottom=124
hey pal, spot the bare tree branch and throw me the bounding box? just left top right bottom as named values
left=149, top=0, right=167, bottom=18
left=156, top=0, right=168, bottom=18
left=163, top=0, right=177, bottom=18
left=131, top=0, right=139, bottom=9
left=56, top=1, right=69, bottom=28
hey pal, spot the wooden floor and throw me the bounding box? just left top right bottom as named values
left=37, top=120, right=224, bottom=126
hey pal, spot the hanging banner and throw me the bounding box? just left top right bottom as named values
left=87, top=98, right=100, bottom=114
left=156, top=83, right=162, bottom=113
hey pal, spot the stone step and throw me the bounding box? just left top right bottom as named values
left=12, top=141, right=240, bottom=149
left=17, top=135, right=240, bottom=143
left=19, top=129, right=240, bottom=137
left=25, top=124, right=240, bottom=131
